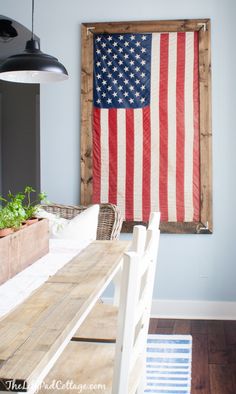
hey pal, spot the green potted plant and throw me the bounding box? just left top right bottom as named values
left=0, top=186, right=47, bottom=236
left=23, top=186, right=47, bottom=224
left=5, top=191, right=27, bottom=223
left=0, top=192, right=27, bottom=237
left=0, top=206, right=22, bottom=237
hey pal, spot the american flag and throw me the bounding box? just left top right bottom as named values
left=92, top=32, right=200, bottom=222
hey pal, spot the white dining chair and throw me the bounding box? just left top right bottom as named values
left=38, top=217, right=160, bottom=394
left=73, top=212, right=161, bottom=343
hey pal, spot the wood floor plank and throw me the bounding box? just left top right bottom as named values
left=227, top=345, right=236, bottom=364
left=224, top=321, right=236, bottom=346
left=173, top=319, right=191, bottom=334
left=207, top=320, right=228, bottom=364
left=191, top=319, right=208, bottom=334
left=155, top=327, right=174, bottom=334
left=209, top=364, right=235, bottom=394
left=155, top=319, right=175, bottom=328
left=148, top=318, right=158, bottom=334
left=231, top=364, right=236, bottom=392
left=191, top=333, right=210, bottom=394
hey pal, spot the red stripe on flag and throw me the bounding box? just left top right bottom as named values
left=92, top=107, right=101, bottom=203
left=125, top=109, right=134, bottom=221
left=159, top=33, right=169, bottom=222
left=176, top=32, right=186, bottom=222
left=108, top=109, right=117, bottom=205
left=193, top=32, right=200, bottom=221
left=142, top=106, right=151, bottom=222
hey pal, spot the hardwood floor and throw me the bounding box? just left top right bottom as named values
left=149, top=319, right=236, bottom=394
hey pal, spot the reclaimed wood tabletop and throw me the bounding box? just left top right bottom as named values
left=0, top=240, right=130, bottom=393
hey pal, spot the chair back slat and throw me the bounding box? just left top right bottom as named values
left=131, top=229, right=160, bottom=371
left=112, top=251, right=142, bottom=393
left=112, top=211, right=160, bottom=394
left=148, top=211, right=161, bottom=230
left=113, top=224, right=146, bottom=307
left=129, top=225, right=147, bottom=253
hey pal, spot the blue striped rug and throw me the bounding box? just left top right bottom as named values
left=145, top=334, right=192, bottom=394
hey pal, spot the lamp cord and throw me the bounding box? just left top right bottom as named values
left=31, top=0, right=34, bottom=40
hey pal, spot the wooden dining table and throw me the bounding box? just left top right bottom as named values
left=0, top=240, right=130, bottom=393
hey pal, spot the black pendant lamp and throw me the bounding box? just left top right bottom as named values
left=0, top=0, right=68, bottom=83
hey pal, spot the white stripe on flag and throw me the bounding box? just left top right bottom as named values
left=117, top=109, right=126, bottom=219
left=133, top=108, right=143, bottom=221
left=100, top=109, right=109, bottom=203
left=150, top=33, right=160, bottom=214
left=184, top=32, right=194, bottom=221
left=167, top=32, right=177, bottom=221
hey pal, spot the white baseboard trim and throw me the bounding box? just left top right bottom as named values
left=102, top=297, right=236, bottom=320
left=151, top=299, right=236, bottom=320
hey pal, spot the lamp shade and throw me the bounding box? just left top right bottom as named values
left=0, top=39, right=68, bottom=83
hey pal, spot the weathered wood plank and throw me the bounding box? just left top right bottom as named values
left=72, top=302, right=118, bottom=343
left=199, top=20, right=212, bottom=232
left=122, top=220, right=212, bottom=234
left=82, top=19, right=210, bottom=33
left=47, top=240, right=130, bottom=284
left=0, top=241, right=130, bottom=391
left=80, top=24, right=94, bottom=205
left=38, top=341, right=115, bottom=394
left=0, top=219, right=49, bottom=285
left=0, top=282, right=75, bottom=360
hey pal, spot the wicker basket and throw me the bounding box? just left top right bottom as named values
left=42, top=203, right=123, bottom=240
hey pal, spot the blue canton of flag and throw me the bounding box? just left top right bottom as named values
left=93, top=33, right=152, bottom=109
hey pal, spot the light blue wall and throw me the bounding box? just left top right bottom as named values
left=1, top=0, right=236, bottom=302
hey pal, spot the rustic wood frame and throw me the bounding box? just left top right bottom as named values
left=80, top=19, right=212, bottom=234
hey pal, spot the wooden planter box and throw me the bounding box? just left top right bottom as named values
left=0, top=219, right=49, bottom=285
